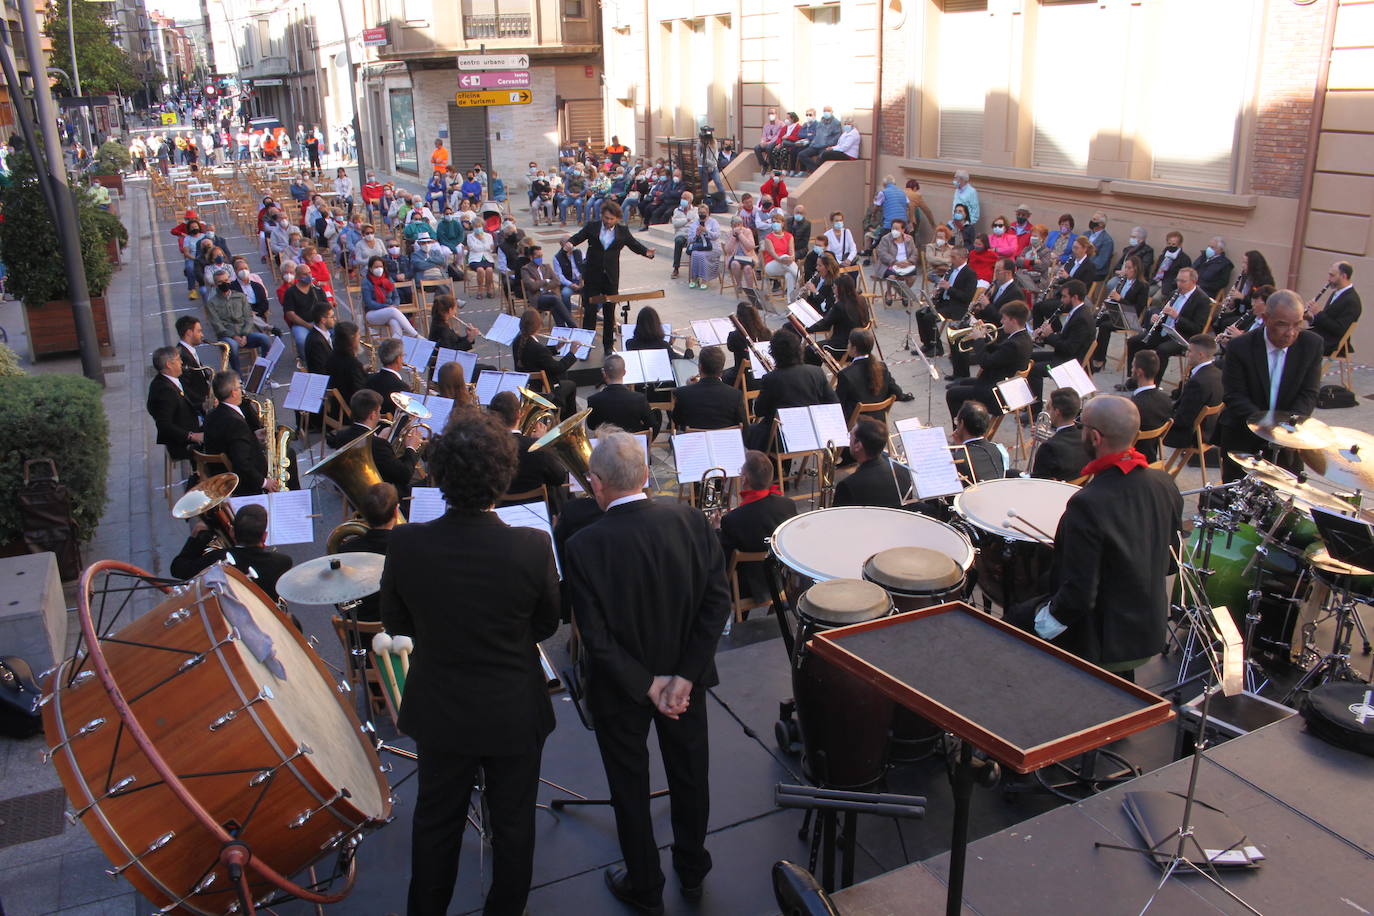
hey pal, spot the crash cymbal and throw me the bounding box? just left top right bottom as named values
left=1246, top=413, right=1334, bottom=450
left=1234, top=453, right=1298, bottom=488
left=1263, top=475, right=1366, bottom=518
left=1303, top=427, right=1374, bottom=492
left=172, top=473, right=239, bottom=519
left=275, top=553, right=385, bottom=605
left=1306, top=545, right=1374, bottom=579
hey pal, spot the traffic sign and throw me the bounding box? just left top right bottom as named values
left=457, top=70, right=530, bottom=90
left=160, top=112, right=178, bottom=125
left=453, top=89, right=533, bottom=108
left=456, top=53, right=530, bottom=71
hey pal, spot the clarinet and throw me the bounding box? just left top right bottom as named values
left=1305, top=282, right=1332, bottom=322
left=1144, top=289, right=1181, bottom=345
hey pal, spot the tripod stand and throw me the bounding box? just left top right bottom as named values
left=1283, top=568, right=1370, bottom=703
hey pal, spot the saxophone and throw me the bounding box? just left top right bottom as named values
left=249, top=393, right=293, bottom=490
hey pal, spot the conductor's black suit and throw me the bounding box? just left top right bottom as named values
left=381, top=509, right=560, bottom=916
left=566, top=497, right=732, bottom=904
left=1217, top=327, right=1323, bottom=482
left=568, top=219, right=652, bottom=351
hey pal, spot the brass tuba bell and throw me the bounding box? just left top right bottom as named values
left=172, top=473, right=240, bottom=551
left=528, top=408, right=594, bottom=493
left=515, top=386, right=559, bottom=437
left=304, top=427, right=387, bottom=512
left=943, top=320, right=999, bottom=354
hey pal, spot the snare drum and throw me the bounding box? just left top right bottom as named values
left=862, top=547, right=966, bottom=613
left=791, top=579, right=895, bottom=790
left=954, top=478, right=1078, bottom=610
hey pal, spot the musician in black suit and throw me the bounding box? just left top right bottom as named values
left=671, top=346, right=747, bottom=431
left=203, top=371, right=273, bottom=496
left=950, top=259, right=1024, bottom=378
left=1124, top=267, right=1211, bottom=382
left=1020, top=395, right=1183, bottom=679
left=587, top=354, right=654, bottom=433
left=565, top=431, right=731, bottom=912
left=719, top=451, right=798, bottom=601
left=917, top=246, right=977, bottom=355
left=945, top=301, right=1034, bottom=421
left=1038, top=237, right=1097, bottom=325
left=326, top=390, right=421, bottom=502
left=336, top=483, right=400, bottom=625
left=1127, top=351, right=1174, bottom=463
left=381, top=407, right=560, bottom=916
left=1028, top=280, right=1095, bottom=410
left=835, top=418, right=910, bottom=509
left=567, top=200, right=657, bottom=353
left=751, top=329, right=838, bottom=426
left=1309, top=260, right=1361, bottom=355
left=302, top=302, right=335, bottom=375
left=325, top=321, right=369, bottom=406
left=147, top=346, right=204, bottom=462
left=364, top=338, right=410, bottom=417
left=512, top=308, right=579, bottom=419
left=807, top=273, right=868, bottom=360
left=1094, top=255, right=1150, bottom=371
left=1218, top=291, right=1324, bottom=482
left=489, top=391, right=566, bottom=501
left=1031, top=388, right=1088, bottom=481
left=951, top=401, right=1006, bottom=483
left=175, top=315, right=212, bottom=412
left=1165, top=334, right=1224, bottom=450
left=169, top=503, right=294, bottom=602
left=835, top=328, right=909, bottom=423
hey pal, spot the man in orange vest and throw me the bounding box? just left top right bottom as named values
left=430, top=138, right=450, bottom=173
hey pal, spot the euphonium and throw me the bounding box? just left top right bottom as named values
left=388, top=391, right=434, bottom=452
left=944, top=321, right=998, bottom=354
left=515, top=387, right=559, bottom=437
left=699, top=466, right=728, bottom=524
left=304, top=426, right=387, bottom=511
left=528, top=408, right=594, bottom=493
left=171, top=473, right=240, bottom=551
left=1026, top=410, right=1055, bottom=469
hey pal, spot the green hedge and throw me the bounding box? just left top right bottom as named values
left=0, top=375, right=109, bottom=543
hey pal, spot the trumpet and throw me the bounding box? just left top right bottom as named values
left=944, top=320, right=998, bottom=353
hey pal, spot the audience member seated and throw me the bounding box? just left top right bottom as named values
left=1192, top=236, right=1234, bottom=299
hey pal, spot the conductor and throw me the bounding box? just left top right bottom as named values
left=567, top=200, right=657, bottom=355
left=565, top=429, right=732, bottom=913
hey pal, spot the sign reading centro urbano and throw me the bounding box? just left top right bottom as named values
left=458, top=70, right=530, bottom=90
left=456, top=52, right=530, bottom=71
left=453, top=89, right=532, bottom=108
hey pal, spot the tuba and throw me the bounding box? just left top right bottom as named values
left=171, top=473, right=240, bottom=551
left=515, top=387, right=559, bottom=437
left=247, top=392, right=293, bottom=490
left=528, top=408, right=594, bottom=493
left=305, top=426, right=387, bottom=511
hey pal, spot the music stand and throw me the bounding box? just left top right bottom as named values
left=809, top=603, right=1173, bottom=916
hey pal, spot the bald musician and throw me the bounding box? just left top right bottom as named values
left=1019, top=395, right=1182, bottom=681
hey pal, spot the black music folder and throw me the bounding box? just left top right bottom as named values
left=1123, top=791, right=1265, bottom=869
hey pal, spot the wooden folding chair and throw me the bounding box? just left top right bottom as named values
left=1134, top=419, right=1173, bottom=465
left=190, top=449, right=231, bottom=481
left=330, top=616, right=388, bottom=718
left=1323, top=321, right=1358, bottom=391
left=847, top=395, right=897, bottom=429
left=727, top=550, right=780, bottom=624
left=1163, top=402, right=1223, bottom=486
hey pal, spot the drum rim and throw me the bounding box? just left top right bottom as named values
left=862, top=546, right=965, bottom=594
left=953, top=477, right=1079, bottom=543
left=771, top=506, right=975, bottom=582
left=798, top=577, right=894, bottom=626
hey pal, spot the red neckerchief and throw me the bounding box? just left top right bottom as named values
left=740, top=485, right=782, bottom=505
left=1080, top=448, right=1149, bottom=478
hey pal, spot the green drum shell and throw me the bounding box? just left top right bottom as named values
left=1177, top=523, right=1299, bottom=619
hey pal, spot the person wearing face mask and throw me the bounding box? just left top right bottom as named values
left=987, top=216, right=1019, bottom=259
left=521, top=245, right=576, bottom=327
left=771, top=112, right=803, bottom=173
left=553, top=238, right=585, bottom=311
left=199, top=245, right=230, bottom=296
left=786, top=110, right=818, bottom=177
left=1010, top=204, right=1034, bottom=248
left=950, top=170, right=980, bottom=227
left=1192, top=236, right=1234, bottom=299
left=947, top=204, right=975, bottom=249
left=206, top=269, right=274, bottom=371
left=760, top=214, right=801, bottom=301
left=875, top=219, right=919, bottom=285
left=642, top=170, right=686, bottom=228
left=670, top=192, right=697, bottom=279
left=362, top=172, right=385, bottom=223
left=797, top=107, right=842, bottom=174
left=465, top=224, right=497, bottom=299
left=1106, top=228, right=1156, bottom=297
left=436, top=207, right=466, bottom=253
left=1149, top=231, right=1192, bottom=304
left=821, top=211, right=857, bottom=266
left=229, top=258, right=271, bottom=322
left=1044, top=214, right=1078, bottom=269
left=411, top=232, right=451, bottom=283
left=686, top=205, right=722, bottom=290
left=353, top=224, right=387, bottom=265
left=301, top=244, right=336, bottom=299
left=177, top=216, right=206, bottom=299
left=1083, top=212, right=1115, bottom=282
left=788, top=205, right=812, bottom=257
left=761, top=170, right=789, bottom=211
left=282, top=266, right=329, bottom=353
left=754, top=107, right=785, bottom=173
left=362, top=255, right=422, bottom=338
left=925, top=225, right=954, bottom=287
left=819, top=119, right=861, bottom=166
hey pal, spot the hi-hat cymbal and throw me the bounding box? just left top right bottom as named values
left=1247, top=413, right=1334, bottom=450
left=1234, top=453, right=1297, bottom=487
left=1303, top=427, right=1374, bottom=492
left=172, top=473, right=239, bottom=520
left=276, top=553, right=385, bottom=605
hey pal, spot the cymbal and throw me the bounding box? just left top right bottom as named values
left=275, top=553, right=385, bottom=605
left=1246, top=413, right=1334, bottom=450
left=1306, top=545, right=1374, bottom=579
left=172, top=473, right=239, bottom=520
left=1234, top=453, right=1297, bottom=488
left=1263, top=475, right=1365, bottom=518
left=1303, top=427, right=1374, bottom=492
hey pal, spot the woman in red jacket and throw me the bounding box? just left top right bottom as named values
left=967, top=234, right=998, bottom=283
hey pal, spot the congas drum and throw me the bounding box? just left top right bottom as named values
left=43, top=562, right=391, bottom=915
left=771, top=506, right=975, bottom=595
left=953, top=478, right=1078, bottom=610
left=792, top=579, right=895, bottom=790
left=862, top=547, right=966, bottom=613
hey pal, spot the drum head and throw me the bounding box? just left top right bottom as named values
left=798, top=579, right=892, bottom=627
left=863, top=547, right=963, bottom=593
left=772, top=507, right=975, bottom=582
left=215, top=568, right=388, bottom=819
left=954, top=477, right=1079, bottom=544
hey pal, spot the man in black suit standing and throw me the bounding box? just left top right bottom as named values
left=381, top=407, right=560, bottom=916
left=671, top=346, right=748, bottom=431
left=1031, top=387, right=1087, bottom=481
left=1308, top=260, right=1361, bottom=355
left=945, top=301, right=1034, bottom=421
left=834, top=418, right=909, bottom=508
left=567, top=200, right=657, bottom=354
left=1218, top=290, right=1324, bottom=482
left=326, top=389, right=421, bottom=503
left=1165, top=334, right=1223, bottom=451
left=147, top=346, right=204, bottom=463
left=303, top=302, right=336, bottom=375
left=719, top=450, right=798, bottom=603
left=1020, top=395, right=1182, bottom=680
left=587, top=354, right=654, bottom=433
left=489, top=391, right=567, bottom=502
left=1127, top=351, right=1174, bottom=462
left=918, top=245, right=977, bottom=358
left=1027, top=279, right=1094, bottom=410
left=174, top=315, right=211, bottom=412
left=203, top=370, right=276, bottom=496
left=565, top=430, right=731, bottom=913
left=169, top=503, right=294, bottom=602
left=1124, top=267, right=1210, bottom=383
left=364, top=337, right=409, bottom=416
left=750, top=330, right=838, bottom=428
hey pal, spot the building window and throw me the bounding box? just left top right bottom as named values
left=563, top=0, right=585, bottom=18
left=794, top=5, right=845, bottom=119
left=389, top=89, right=418, bottom=173
left=936, top=0, right=988, bottom=161
left=1031, top=1, right=1095, bottom=172
left=403, top=0, right=433, bottom=24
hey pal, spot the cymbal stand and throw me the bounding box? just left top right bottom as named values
left=1282, top=573, right=1367, bottom=704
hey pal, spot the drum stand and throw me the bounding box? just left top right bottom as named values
left=1282, top=576, right=1370, bottom=704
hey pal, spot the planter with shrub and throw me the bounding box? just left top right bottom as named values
left=91, top=140, right=130, bottom=197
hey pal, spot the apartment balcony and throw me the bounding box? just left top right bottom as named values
left=462, top=12, right=531, bottom=40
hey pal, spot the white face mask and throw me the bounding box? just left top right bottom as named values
left=935, top=238, right=948, bottom=248
left=388, top=247, right=400, bottom=256
left=371, top=266, right=384, bottom=277
left=236, top=269, right=250, bottom=281
left=1129, top=236, right=1141, bottom=246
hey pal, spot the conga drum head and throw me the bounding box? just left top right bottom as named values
left=771, top=507, right=975, bottom=585
left=863, top=547, right=963, bottom=594
left=798, top=578, right=892, bottom=628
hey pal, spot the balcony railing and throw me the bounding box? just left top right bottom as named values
left=462, top=13, right=531, bottom=40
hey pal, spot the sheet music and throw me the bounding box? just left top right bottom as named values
left=1049, top=360, right=1097, bottom=398
left=672, top=433, right=714, bottom=484
left=474, top=371, right=502, bottom=405
left=570, top=433, right=650, bottom=492
left=788, top=300, right=823, bottom=328
left=497, top=371, right=529, bottom=397
left=495, top=502, right=561, bottom=576
left=777, top=407, right=820, bottom=453
left=407, top=487, right=445, bottom=523
left=894, top=416, right=926, bottom=434
left=748, top=353, right=769, bottom=380
left=419, top=394, right=454, bottom=432
left=227, top=489, right=314, bottom=546
left=486, top=312, right=521, bottom=347
left=282, top=371, right=329, bottom=413
left=810, top=403, right=849, bottom=452
left=996, top=376, right=1035, bottom=412
left=690, top=318, right=734, bottom=348
left=900, top=426, right=963, bottom=499
left=432, top=348, right=476, bottom=384
left=553, top=326, right=595, bottom=360
left=615, top=350, right=675, bottom=385
left=402, top=336, right=436, bottom=370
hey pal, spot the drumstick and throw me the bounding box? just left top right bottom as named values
left=1005, top=508, right=1056, bottom=543
left=1003, top=519, right=1053, bottom=546
left=392, top=634, right=413, bottom=678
